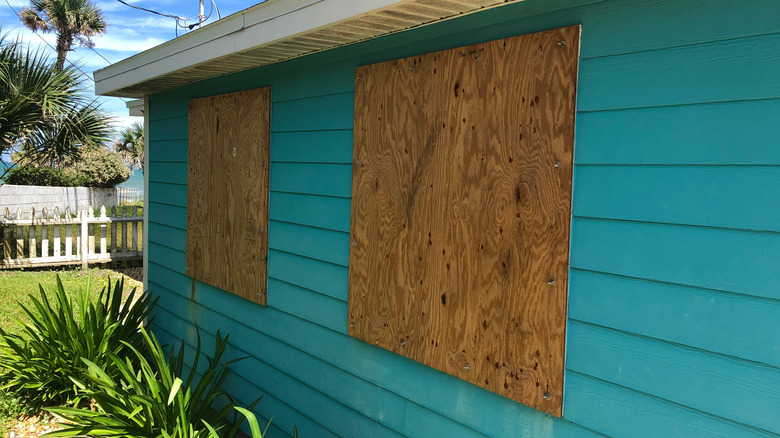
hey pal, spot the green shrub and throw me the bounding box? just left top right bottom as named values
left=0, top=275, right=154, bottom=409
left=3, top=164, right=77, bottom=186
left=0, top=389, right=29, bottom=436
left=66, top=147, right=130, bottom=188
left=47, top=328, right=264, bottom=438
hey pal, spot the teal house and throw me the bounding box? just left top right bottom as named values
left=95, top=0, right=780, bottom=436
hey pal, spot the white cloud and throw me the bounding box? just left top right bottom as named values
left=92, top=33, right=166, bottom=53
left=111, top=115, right=143, bottom=132
left=2, top=27, right=57, bottom=50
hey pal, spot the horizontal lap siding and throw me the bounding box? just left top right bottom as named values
left=145, top=0, right=780, bottom=436
left=564, top=0, right=780, bottom=435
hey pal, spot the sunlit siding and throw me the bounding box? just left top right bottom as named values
left=145, top=0, right=780, bottom=436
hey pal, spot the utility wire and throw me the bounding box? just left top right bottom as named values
left=3, top=0, right=93, bottom=82
left=212, top=0, right=221, bottom=20
left=188, top=0, right=215, bottom=30
left=85, top=42, right=113, bottom=65
left=3, top=0, right=131, bottom=104
left=115, top=0, right=187, bottom=22
left=115, top=0, right=191, bottom=37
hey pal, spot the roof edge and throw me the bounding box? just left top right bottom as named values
left=94, top=0, right=412, bottom=97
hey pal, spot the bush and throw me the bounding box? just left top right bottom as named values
left=67, top=147, right=130, bottom=188
left=0, top=390, right=29, bottom=436
left=0, top=275, right=155, bottom=410
left=3, top=164, right=77, bottom=186
left=47, top=328, right=266, bottom=438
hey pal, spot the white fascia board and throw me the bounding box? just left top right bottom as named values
left=94, top=0, right=408, bottom=96
left=125, top=99, right=144, bottom=116
left=234, top=0, right=400, bottom=53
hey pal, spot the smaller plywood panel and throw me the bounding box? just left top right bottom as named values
left=186, top=87, right=271, bottom=304
left=348, top=26, right=580, bottom=416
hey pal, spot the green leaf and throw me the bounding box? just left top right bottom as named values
left=235, top=407, right=267, bottom=438
left=168, top=377, right=183, bottom=406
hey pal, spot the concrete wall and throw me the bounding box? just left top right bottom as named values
left=0, top=184, right=118, bottom=217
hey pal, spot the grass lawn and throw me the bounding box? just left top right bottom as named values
left=0, top=267, right=143, bottom=434
left=0, top=268, right=142, bottom=336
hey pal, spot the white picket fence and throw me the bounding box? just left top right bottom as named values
left=1, top=205, right=142, bottom=269
left=118, top=187, right=141, bottom=204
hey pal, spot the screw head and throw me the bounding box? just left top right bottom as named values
left=352, top=240, right=358, bottom=247
left=464, top=363, right=471, bottom=372
left=553, top=161, right=561, bottom=169
left=542, top=392, right=552, bottom=400
left=355, top=159, right=361, bottom=165
left=558, top=41, right=566, bottom=48
left=400, top=339, right=407, bottom=347
left=547, top=279, right=556, bottom=286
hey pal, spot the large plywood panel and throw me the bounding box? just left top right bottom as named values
left=348, top=26, right=579, bottom=416
left=187, top=87, right=270, bottom=305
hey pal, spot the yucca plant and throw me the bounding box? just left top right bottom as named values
left=0, top=275, right=154, bottom=409
left=46, top=327, right=263, bottom=437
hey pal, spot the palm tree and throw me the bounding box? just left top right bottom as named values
left=0, top=34, right=113, bottom=184
left=113, top=121, right=144, bottom=173
left=17, top=100, right=113, bottom=168
left=0, top=34, right=82, bottom=152
left=19, top=0, right=107, bottom=71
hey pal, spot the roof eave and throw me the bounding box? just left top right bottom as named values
left=94, top=0, right=529, bottom=98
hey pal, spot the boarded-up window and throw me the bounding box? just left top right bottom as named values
left=186, top=87, right=271, bottom=305
left=348, top=26, right=579, bottom=416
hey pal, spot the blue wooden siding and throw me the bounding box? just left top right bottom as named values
left=145, top=0, right=780, bottom=436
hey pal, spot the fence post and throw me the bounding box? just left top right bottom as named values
left=16, top=208, right=23, bottom=259
left=2, top=208, right=9, bottom=261
left=80, top=209, right=89, bottom=269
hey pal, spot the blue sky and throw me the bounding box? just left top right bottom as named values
left=0, top=0, right=261, bottom=131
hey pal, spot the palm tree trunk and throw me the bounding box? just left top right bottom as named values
left=55, top=34, right=72, bottom=71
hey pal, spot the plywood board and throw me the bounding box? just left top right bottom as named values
left=187, top=87, right=271, bottom=305
left=348, top=26, right=579, bottom=416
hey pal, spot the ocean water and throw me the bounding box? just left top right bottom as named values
left=120, top=170, right=144, bottom=196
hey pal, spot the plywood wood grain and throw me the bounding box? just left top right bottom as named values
left=348, top=26, right=579, bottom=416
left=186, top=87, right=270, bottom=305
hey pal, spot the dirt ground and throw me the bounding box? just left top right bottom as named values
left=7, top=414, right=60, bottom=438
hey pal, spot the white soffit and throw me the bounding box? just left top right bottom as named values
left=94, top=0, right=529, bottom=98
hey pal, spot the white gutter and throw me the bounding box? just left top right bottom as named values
left=94, top=0, right=408, bottom=96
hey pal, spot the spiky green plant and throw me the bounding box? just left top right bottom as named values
left=46, top=328, right=262, bottom=438
left=17, top=101, right=114, bottom=168
left=0, top=275, right=155, bottom=409
left=0, top=35, right=82, bottom=152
